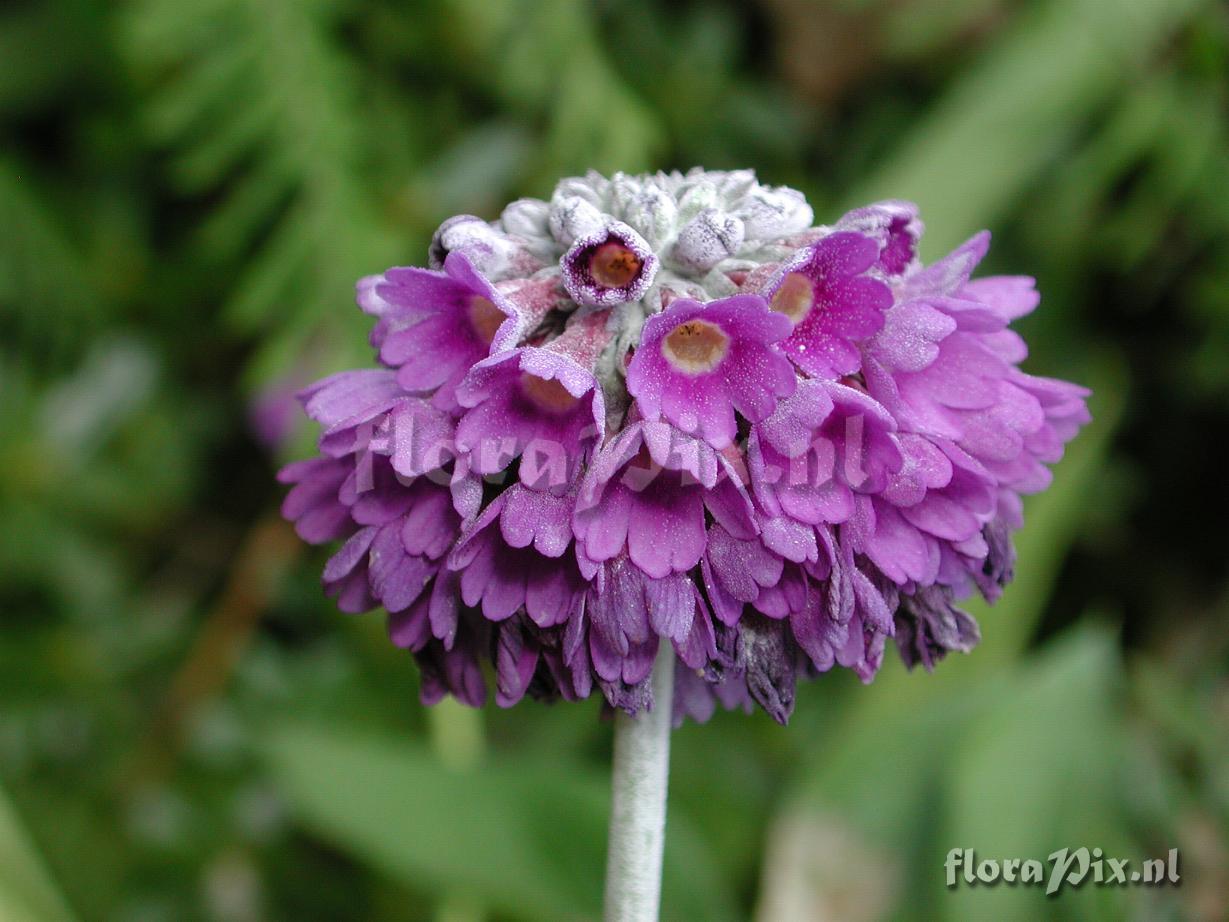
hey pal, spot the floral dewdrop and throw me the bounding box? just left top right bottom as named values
left=282, top=167, right=1089, bottom=726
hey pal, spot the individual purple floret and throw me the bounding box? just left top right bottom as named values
left=561, top=220, right=658, bottom=307
left=360, top=252, right=559, bottom=410
left=572, top=420, right=756, bottom=580
left=626, top=294, right=796, bottom=449
left=455, top=311, right=609, bottom=487
left=835, top=200, right=924, bottom=279
left=761, top=231, right=894, bottom=379
left=449, top=484, right=588, bottom=627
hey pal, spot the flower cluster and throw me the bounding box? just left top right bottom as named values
left=280, top=169, right=1089, bottom=724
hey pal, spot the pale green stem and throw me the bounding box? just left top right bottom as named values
left=429, top=698, right=485, bottom=922
left=603, top=645, right=675, bottom=922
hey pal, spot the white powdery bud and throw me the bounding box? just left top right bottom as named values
left=554, top=173, right=607, bottom=207
left=620, top=183, right=678, bottom=250
left=608, top=173, right=642, bottom=217
left=714, top=169, right=758, bottom=203
left=549, top=195, right=606, bottom=247
left=500, top=198, right=558, bottom=262
left=500, top=198, right=551, bottom=239
left=671, top=208, right=745, bottom=272
left=430, top=170, right=818, bottom=302
left=428, top=215, right=517, bottom=275
left=675, top=180, right=720, bottom=226
left=734, top=186, right=814, bottom=241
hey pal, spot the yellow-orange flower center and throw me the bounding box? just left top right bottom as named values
left=661, top=319, right=730, bottom=374
left=589, top=242, right=642, bottom=289
left=769, top=272, right=815, bottom=324
left=520, top=374, right=580, bottom=413
left=468, top=295, right=506, bottom=345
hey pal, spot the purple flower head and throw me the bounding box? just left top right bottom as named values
left=561, top=220, right=658, bottom=307
left=279, top=170, right=1089, bottom=723
left=760, top=232, right=894, bottom=379
left=455, top=311, right=609, bottom=487
left=627, top=294, right=796, bottom=448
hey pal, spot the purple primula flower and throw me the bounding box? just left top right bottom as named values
left=761, top=231, right=894, bottom=379
left=673, top=663, right=755, bottom=727
left=449, top=484, right=589, bottom=627
left=581, top=555, right=719, bottom=714
left=787, top=528, right=894, bottom=685
left=361, top=252, right=559, bottom=410
left=835, top=200, right=924, bottom=279
left=573, top=420, right=756, bottom=580
left=749, top=379, right=901, bottom=526
left=626, top=294, right=796, bottom=449
left=561, top=220, right=658, bottom=307
left=402, top=610, right=491, bottom=708
left=279, top=456, right=354, bottom=545
left=489, top=615, right=594, bottom=708
left=455, top=310, right=610, bottom=487
left=278, top=169, right=1089, bottom=724
left=319, top=457, right=464, bottom=616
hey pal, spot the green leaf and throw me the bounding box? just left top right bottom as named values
left=850, top=0, right=1210, bottom=254
left=0, top=1, right=99, bottom=117
left=0, top=783, right=78, bottom=922
left=937, top=626, right=1131, bottom=921
left=122, top=0, right=403, bottom=385
left=263, top=722, right=736, bottom=922
left=0, top=159, right=95, bottom=364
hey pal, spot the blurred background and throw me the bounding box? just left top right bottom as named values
left=2, top=0, right=1227, bottom=919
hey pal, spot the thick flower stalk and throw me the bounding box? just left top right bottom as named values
left=280, top=169, right=1090, bottom=726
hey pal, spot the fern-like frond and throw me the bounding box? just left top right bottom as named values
left=123, top=0, right=400, bottom=385
left=437, top=0, right=665, bottom=182
left=0, top=159, right=94, bottom=368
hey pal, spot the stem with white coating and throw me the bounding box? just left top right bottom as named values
left=603, top=644, right=675, bottom=922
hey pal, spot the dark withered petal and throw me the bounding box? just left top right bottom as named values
left=737, top=613, right=798, bottom=725
left=894, top=584, right=981, bottom=671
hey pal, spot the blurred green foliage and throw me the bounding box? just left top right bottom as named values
left=2, top=0, right=1227, bottom=919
